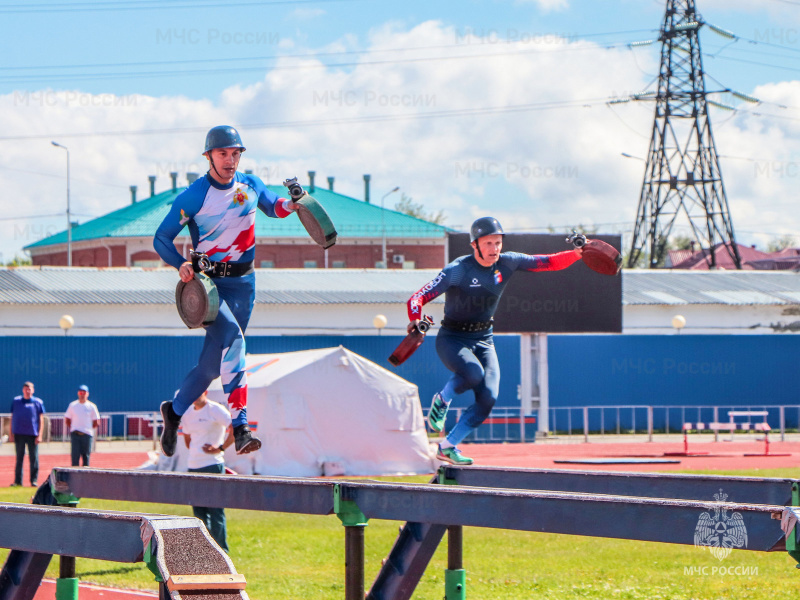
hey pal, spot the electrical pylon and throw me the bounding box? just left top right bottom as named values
left=627, top=0, right=741, bottom=269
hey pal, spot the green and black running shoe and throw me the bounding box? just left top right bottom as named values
left=427, top=392, right=448, bottom=433
left=436, top=444, right=474, bottom=466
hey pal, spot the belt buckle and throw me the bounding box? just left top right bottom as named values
left=201, top=261, right=217, bottom=277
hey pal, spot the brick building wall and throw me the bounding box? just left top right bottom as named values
left=32, top=244, right=128, bottom=267
left=255, top=242, right=444, bottom=269
left=31, top=238, right=446, bottom=269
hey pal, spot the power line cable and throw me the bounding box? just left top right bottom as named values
left=705, top=53, right=800, bottom=76
left=0, top=97, right=614, bottom=141
left=0, top=0, right=365, bottom=14
left=0, top=37, right=651, bottom=84
left=4, top=29, right=656, bottom=73
left=0, top=164, right=128, bottom=188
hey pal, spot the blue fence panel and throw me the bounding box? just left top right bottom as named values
left=0, top=334, right=522, bottom=429
left=548, top=335, right=800, bottom=431
left=11, top=333, right=797, bottom=437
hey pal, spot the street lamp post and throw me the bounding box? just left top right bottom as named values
left=51, top=141, right=71, bottom=267
left=672, top=314, right=686, bottom=335
left=381, top=187, right=400, bottom=268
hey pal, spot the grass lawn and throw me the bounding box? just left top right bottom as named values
left=0, top=469, right=798, bottom=599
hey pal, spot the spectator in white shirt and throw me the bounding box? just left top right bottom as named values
left=182, top=390, right=233, bottom=552
left=65, top=385, right=100, bottom=467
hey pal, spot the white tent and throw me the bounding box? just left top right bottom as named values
left=202, top=346, right=435, bottom=477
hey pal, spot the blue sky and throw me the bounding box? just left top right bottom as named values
left=4, top=0, right=796, bottom=99
left=1, top=0, right=799, bottom=263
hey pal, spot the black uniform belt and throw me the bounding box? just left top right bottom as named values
left=441, top=317, right=494, bottom=333
left=202, top=260, right=254, bottom=278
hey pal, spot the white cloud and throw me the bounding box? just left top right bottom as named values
left=1, top=20, right=798, bottom=263
left=698, top=0, right=800, bottom=24
left=289, top=8, right=326, bottom=20
left=515, top=0, right=569, bottom=13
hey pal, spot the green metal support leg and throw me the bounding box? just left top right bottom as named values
left=334, top=484, right=369, bottom=600
left=55, top=576, right=78, bottom=600
left=445, top=525, right=466, bottom=600
left=788, top=483, right=800, bottom=566
left=56, top=485, right=80, bottom=600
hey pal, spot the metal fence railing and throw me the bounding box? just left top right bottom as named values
left=424, top=407, right=536, bottom=443
left=548, top=404, right=800, bottom=442
left=423, top=404, right=800, bottom=443
left=4, top=404, right=797, bottom=447
left=0, top=411, right=161, bottom=445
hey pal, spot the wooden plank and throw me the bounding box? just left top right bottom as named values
left=167, top=574, right=247, bottom=590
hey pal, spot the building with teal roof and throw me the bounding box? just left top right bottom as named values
left=25, top=174, right=449, bottom=269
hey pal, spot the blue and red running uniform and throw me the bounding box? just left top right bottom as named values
left=407, top=251, right=580, bottom=446
left=154, top=172, right=293, bottom=426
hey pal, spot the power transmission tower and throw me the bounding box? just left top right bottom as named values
left=627, top=0, right=741, bottom=269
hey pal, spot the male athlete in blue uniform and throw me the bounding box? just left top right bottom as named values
left=407, top=217, right=583, bottom=465
left=154, top=125, right=297, bottom=457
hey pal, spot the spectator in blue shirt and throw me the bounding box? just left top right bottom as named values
left=9, top=382, right=46, bottom=487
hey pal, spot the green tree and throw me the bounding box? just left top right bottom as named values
left=670, top=235, right=694, bottom=250
left=767, top=234, right=796, bottom=253
left=546, top=224, right=598, bottom=235
left=5, top=255, right=31, bottom=266
left=394, top=193, right=446, bottom=225
left=624, top=237, right=669, bottom=269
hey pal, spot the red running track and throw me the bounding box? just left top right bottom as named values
left=1, top=451, right=151, bottom=488
left=466, top=438, right=800, bottom=472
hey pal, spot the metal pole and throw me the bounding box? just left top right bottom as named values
left=583, top=407, right=589, bottom=443
left=600, top=409, right=605, bottom=438
left=647, top=406, right=653, bottom=442
left=447, top=526, right=462, bottom=570
left=56, top=487, right=78, bottom=600
left=344, top=526, right=365, bottom=600
left=446, top=526, right=465, bottom=600
left=56, top=556, right=78, bottom=600
left=519, top=333, right=531, bottom=441
left=58, top=554, right=76, bottom=575
left=380, top=187, right=399, bottom=268
left=51, top=141, right=71, bottom=267
left=66, top=149, right=71, bottom=267
left=537, top=333, right=550, bottom=435
left=780, top=405, right=786, bottom=442
left=713, top=406, right=719, bottom=442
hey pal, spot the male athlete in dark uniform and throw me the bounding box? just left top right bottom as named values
left=154, top=125, right=297, bottom=457
left=407, top=217, right=583, bottom=465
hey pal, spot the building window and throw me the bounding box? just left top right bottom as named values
left=304, top=260, right=318, bottom=268
left=332, top=260, right=346, bottom=268
left=260, top=260, right=275, bottom=268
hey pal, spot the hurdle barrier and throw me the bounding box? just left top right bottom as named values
left=23, top=466, right=800, bottom=600
left=0, top=491, right=246, bottom=600
left=665, top=421, right=790, bottom=457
